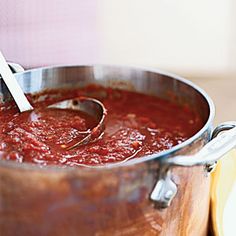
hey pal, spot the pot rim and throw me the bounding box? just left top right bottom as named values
left=0, top=64, right=215, bottom=172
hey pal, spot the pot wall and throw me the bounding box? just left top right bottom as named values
left=0, top=160, right=210, bottom=236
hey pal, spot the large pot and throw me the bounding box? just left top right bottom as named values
left=0, top=65, right=235, bottom=236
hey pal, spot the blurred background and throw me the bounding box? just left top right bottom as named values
left=0, top=0, right=235, bottom=122
left=100, top=0, right=236, bottom=77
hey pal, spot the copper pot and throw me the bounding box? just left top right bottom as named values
left=0, top=65, right=235, bottom=236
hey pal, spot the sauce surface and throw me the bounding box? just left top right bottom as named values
left=0, top=86, right=203, bottom=166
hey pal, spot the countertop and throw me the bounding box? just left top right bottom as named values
left=188, top=75, right=236, bottom=125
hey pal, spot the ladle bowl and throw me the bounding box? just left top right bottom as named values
left=0, top=51, right=106, bottom=149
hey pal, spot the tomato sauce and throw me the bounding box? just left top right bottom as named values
left=0, top=86, right=203, bottom=166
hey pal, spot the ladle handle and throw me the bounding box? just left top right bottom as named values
left=0, top=51, right=33, bottom=112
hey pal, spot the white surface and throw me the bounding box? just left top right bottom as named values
left=223, top=182, right=236, bottom=236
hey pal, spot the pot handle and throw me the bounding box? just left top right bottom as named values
left=166, top=121, right=236, bottom=167
left=150, top=121, right=236, bottom=208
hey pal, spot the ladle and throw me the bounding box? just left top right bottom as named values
left=0, top=51, right=106, bottom=149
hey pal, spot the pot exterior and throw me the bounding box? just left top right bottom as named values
left=0, top=65, right=213, bottom=235
left=0, top=159, right=210, bottom=235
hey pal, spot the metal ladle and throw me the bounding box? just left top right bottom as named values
left=0, top=51, right=106, bottom=149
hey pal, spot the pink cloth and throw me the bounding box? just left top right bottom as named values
left=0, top=0, right=100, bottom=69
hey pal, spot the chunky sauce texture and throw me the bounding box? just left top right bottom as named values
left=0, top=86, right=203, bottom=166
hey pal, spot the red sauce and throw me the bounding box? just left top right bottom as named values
left=0, top=86, right=203, bottom=166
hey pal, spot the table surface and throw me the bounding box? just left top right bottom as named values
left=189, top=75, right=236, bottom=125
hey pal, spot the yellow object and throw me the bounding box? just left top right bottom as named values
left=211, top=149, right=236, bottom=236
